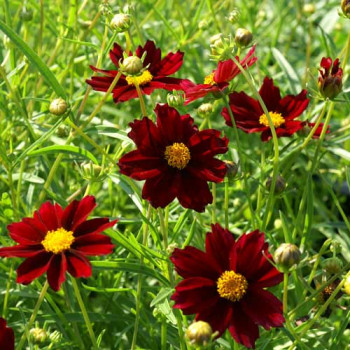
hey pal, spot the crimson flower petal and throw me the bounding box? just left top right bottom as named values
left=0, top=318, right=14, bottom=350
left=66, top=251, right=92, bottom=278
left=73, top=233, right=115, bottom=256
left=155, top=51, right=184, bottom=75
left=47, top=254, right=67, bottom=291
left=74, top=218, right=117, bottom=237
left=0, top=245, right=44, bottom=258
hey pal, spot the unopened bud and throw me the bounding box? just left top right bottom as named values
left=166, top=243, right=178, bottom=255
left=235, top=28, right=253, bottom=47
left=167, top=91, right=185, bottom=108
left=49, top=330, right=62, bottom=344
left=341, top=0, right=350, bottom=18
left=81, top=163, right=102, bottom=180
left=121, top=56, right=143, bottom=75
left=322, top=257, right=343, bottom=274
left=110, top=13, right=131, bottom=32
left=20, top=8, right=33, bottom=21
left=274, top=218, right=283, bottom=230
left=274, top=243, right=301, bottom=271
left=29, top=328, right=47, bottom=344
left=228, top=9, right=240, bottom=23
left=57, top=125, right=69, bottom=138
left=224, top=160, right=238, bottom=179
left=186, top=321, right=213, bottom=346
left=318, top=57, right=343, bottom=100
left=197, top=103, right=213, bottom=117
left=210, top=34, right=223, bottom=45
left=330, top=241, right=342, bottom=254
left=303, top=4, right=316, bottom=15
left=198, top=20, right=209, bottom=30
left=49, top=98, right=68, bottom=115
left=266, top=175, right=285, bottom=194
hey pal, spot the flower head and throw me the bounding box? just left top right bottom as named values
left=182, top=46, right=257, bottom=104
left=170, top=224, right=284, bottom=348
left=118, top=104, right=228, bottom=212
left=0, top=318, right=14, bottom=350
left=86, top=40, right=189, bottom=103
left=318, top=57, right=343, bottom=100
left=0, top=196, right=117, bottom=291
left=222, top=77, right=310, bottom=142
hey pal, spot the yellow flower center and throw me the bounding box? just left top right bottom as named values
left=41, top=227, right=75, bottom=254
left=204, top=72, right=215, bottom=85
left=164, top=142, right=191, bottom=170
left=125, top=70, right=153, bottom=86
left=217, top=270, right=248, bottom=302
left=259, top=111, right=285, bottom=128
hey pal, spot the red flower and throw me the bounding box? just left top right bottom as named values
left=86, top=40, right=189, bottom=103
left=118, top=104, right=228, bottom=212
left=182, top=46, right=257, bottom=104
left=0, top=318, right=14, bottom=350
left=0, top=196, right=117, bottom=291
left=222, top=77, right=310, bottom=142
left=318, top=57, right=343, bottom=99
left=171, top=224, right=284, bottom=348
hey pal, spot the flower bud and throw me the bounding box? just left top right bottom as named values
left=341, top=0, right=350, bottom=18
left=49, top=330, right=62, bottom=344
left=167, top=91, right=185, bottom=108
left=166, top=243, right=178, bottom=255
left=322, top=257, right=343, bottom=274
left=274, top=218, right=283, bottom=230
left=57, top=125, right=69, bottom=138
left=20, top=8, right=33, bottom=21
left=330, top=241, right=342, bottom=254
left=303, top=4, right=316, bottom=15
left=29, top=328, right=47, bottom=344
left=318, top=57, right=343, bottom=100
left=210, top=34, right=235, bottom=61
left=266, top=175, right=285, bottom=194
left=49, top=98, right=68, bottom=115
left=228, top=9, right=240, bottom=23
left=121, top=56, right=143, bottom=75
left=274, top=243, right=301, bottom=271
left=235, top=28, right=253, bottom=47
left=197, top=103, right=213, bottom=117
left=210, top=33, right=223, bottom=45
left=224, top=160, right=238, bottom=179
left=81, top=162, right=102, bottom=180
left=186, top=321, right=213, bottom=346
left=198, top=20, right=209, bottom=30
left=110, top=13, right=131, bottom=32
left=99, top=2, right=112, bottom=16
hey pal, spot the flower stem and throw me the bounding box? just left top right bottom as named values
left=71, top=277, right=98, bottom=350
left=224, top=178, right=229, bottom=229
left=283, top=273, right=289, bottom=314
left=16, top=280, right=49, bottom=350
left=135, top=82, right=148, bottom=117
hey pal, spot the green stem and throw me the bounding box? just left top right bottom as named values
left=71, top=277, right=98, bottom=350
left=211, top=183, right=216, bottom=223
left=16, top=280, right=49, bottom=350
left=283, top=273, right=288, bottom=315
left=135, top=82, right=147, bottom=117
left=224, top=178, right=229, bottom=229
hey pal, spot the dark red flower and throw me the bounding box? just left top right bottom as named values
left=182, top=45, right=257, bottom=104
left=222, top=77, right=310, bottom=142
left=318, top=57, right=343, bottom=100
left=118, top=104, right=228, bottom=212
left=171, top=224, right=284, bottom=348
left=86, top=40, right=189, bottom=103
left=0, top=196, right=117, bottom=291
left=0, top=318, right=14, bottom=350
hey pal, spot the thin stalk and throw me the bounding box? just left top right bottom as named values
left=283, top=273, right=288, bottom=314
left=16, top=281, right=49, bottom=350
left=135, top=82, right=147, bottom=117
left=224, top=178, right=229, bottom=229
left=71, top=277, right=98, bottom=350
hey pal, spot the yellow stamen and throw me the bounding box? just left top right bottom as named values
left=259, top=111, right=285, bottom=128
left=164, top=142, right=191, bottom=170
left=217, top=270, right=248, bottom=302
left=125, top=70, right=153, bottom=86
left=41, top=227, right=75, bottom=254
left=204, top=72, right=215, bottom=85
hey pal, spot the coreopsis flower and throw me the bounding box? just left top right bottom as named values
left=0, top=196, right=117, bottom=291
left=118, top=104, right=228, bottom=212
left=222, top=77, right=310, bottom=142
left=0, top=318, right=14, bottom=350
left=171, top=224, right=284, bottom=348
left=182, top=45, right=257, bottom=104
left=86, top=40, right=189, bottom=103
left=318, top=57, right=343, bottom=100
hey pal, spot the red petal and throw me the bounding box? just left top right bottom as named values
left=241, top=288, right=284, bottom=330
left=66, top=251, right=92, bottom=278
left=86, top=76, right=115, bottom=92
left=184, top=84, right=223, bottom=104
left=109, top=42, right=125, bottom=67
left=0, top=245, right=43, bottom=258
left=73, top=233, right=114, bottom=256
left=170, top=246, right=220, bottom=280
left=149, top=77, right=188, bottom=91
left=187, top=158, right=226, bottom=182
left=155, top=51, right=184, bottom=75
left=205, top=224, right=235, bottom=272
left=37, top=202, right=62, bottom=231
left=47, top=254, right=67, bottom=291
left=112, top=85, right=140, bottom=103
left=135, top=40, right=161, bottom=74
left=8, top=220, right=45, bottom=245
left=74, top=218, right=117, bottom=237
left=0, top=318, right=15, bottom=350
left=171, top=277, right=218, bottom=314
left=89, top=65, right=118, bottom=77
left=228, top=303, right=260, bottom=349
left=259, top=77, right=281, bottom=112
left=277, top=90, right=309, bottom=120
left=16, top=251, right=52, bottom=285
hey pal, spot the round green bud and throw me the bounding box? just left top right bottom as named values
left=56, top=125, right=69, bottom=138
left=81, top=162, right=102, bottom=180
left=49, top=330, right=62, bottom=344
left=322, top=257, right=343, bottom=274
left=20, top=8, right=33, bottom=21
left=29, top=328, right=47, bottom=344
left=274, top=243, right=301, bottom=271
left=49, top=98, right=68, bottom=115
left=266, top=175, right=286, bottom=194
left=228, top=9, right=240, bottom=23
left=121, top=56, right=143, bottom=75
left=303, top=4, right=316, bottom=15
left=197, top=103, right=213, bottom=117
left=341, top=0, right=350, bottom=18
left=110, top=13, right=131, bottom=32
left=167, top=91, right=185, bottom=108
left=235, top=28, right=253, bottom=47
left=186, top=321, right=213, bottom=346
left=224, top=160, right=238, bottom=179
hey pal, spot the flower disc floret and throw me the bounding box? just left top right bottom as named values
left=259, top=112, right=285, bottom=128
left=164, top=142, right=191, bottom=170
left=204, top=72, right=215, bottom=85
left=125, top=70, right=153, bottom=86
left=41, top=228, right=75, bottom=254
left=217, top=270, right=248, bottom=302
